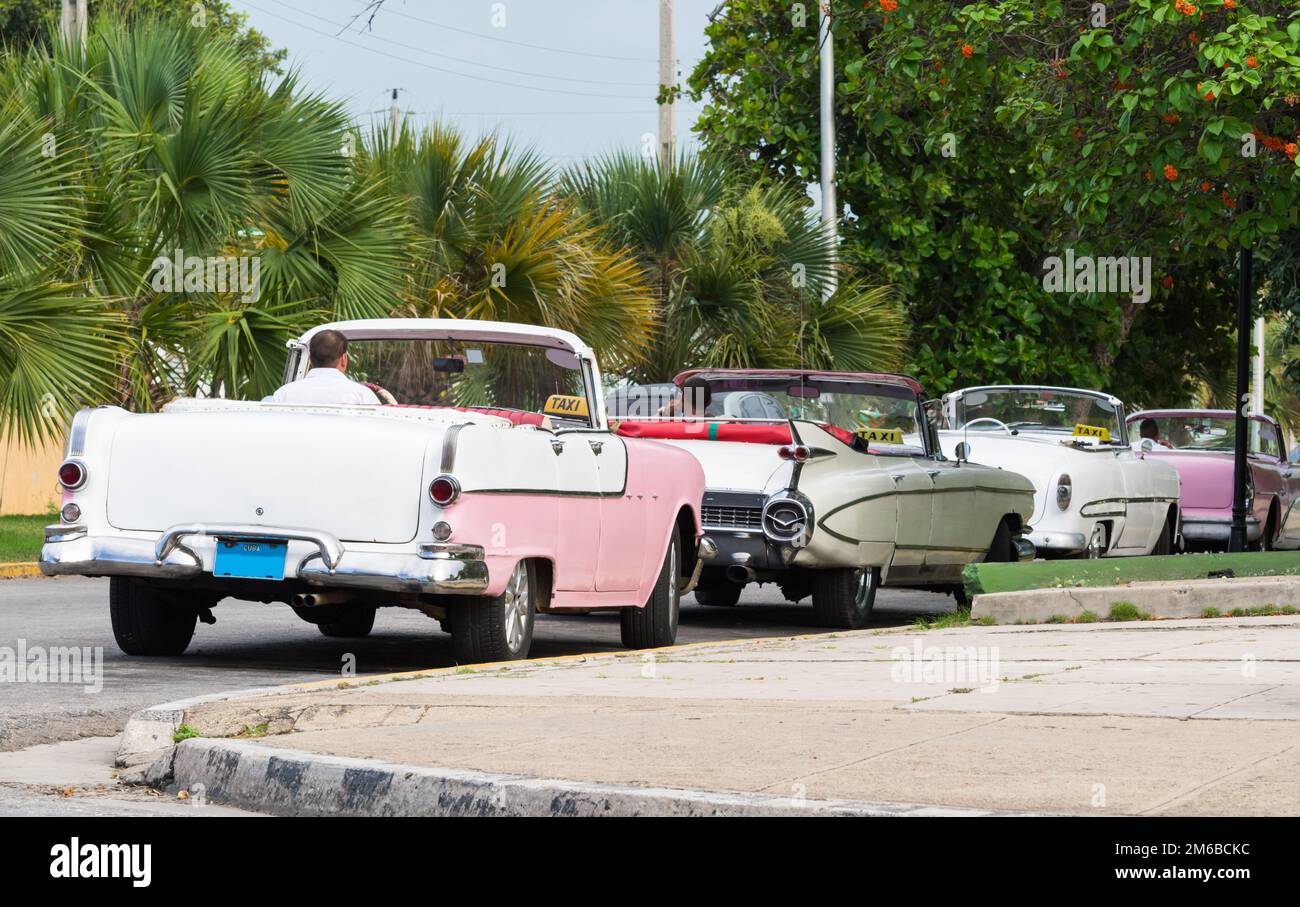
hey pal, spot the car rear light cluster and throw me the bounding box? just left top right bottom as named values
left=57, top=460, right=87, bottom=491
left=429, top=475, right=461, bottom=506
left=777, top=445, right=812, bottom=462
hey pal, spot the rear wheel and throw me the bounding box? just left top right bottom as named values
left=621, top=526, right=681, bottom=649
left=317, top=606, right=377, bottom=638
left=693, top=580, right=742, bottom=607
left=449, top=560, right=536, bottom=663
left=109, top=578, right=198, bottom=656
left=811, top=567, right=878, bottom=630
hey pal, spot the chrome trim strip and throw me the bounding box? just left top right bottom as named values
left=155, top=523, right=345, bottom=572
left=440, top=423, right=469, bottom=473
left=66, top=408, right=92, bottom=458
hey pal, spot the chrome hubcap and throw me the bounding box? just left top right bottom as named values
left=1087, top=526, right=1105, bottom=559
left=503, top=562, right=531, bottom=653
left=854, top=569, right=871, bottom=611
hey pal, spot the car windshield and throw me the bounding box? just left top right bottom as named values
left=651, top=375, right=927, bottom=456
left=1133, top=415, right=1281, bottom=457
left=338, top=338, right=593, bottom=427
left=954, top=388, right=1124, bottom=442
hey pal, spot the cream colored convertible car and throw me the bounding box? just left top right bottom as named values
left=613, top=370, right=1037, bottom=627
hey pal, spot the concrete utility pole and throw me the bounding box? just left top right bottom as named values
left=658, top=0, right=675, bottom=171
left=61, top=0, right=87, bottom=45
left=818, top=2, right=838, bottom=298
left=1252, top=316, right=1265, bottom=415
left=388, top=88, right=401, bottom=145
left=1230, top=243, right=1254, bottom=552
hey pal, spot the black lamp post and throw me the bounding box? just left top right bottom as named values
left=1228, top=240, right=1254, bottom=552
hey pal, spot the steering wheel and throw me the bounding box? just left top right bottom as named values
left=963, top=417, right=1013, bottom=434
left=361, top=382, right=398, bottom=405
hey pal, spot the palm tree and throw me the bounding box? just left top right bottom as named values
left=562, top=151, right=906, bottom=383
left=360, top=123, right=655, bottom=377
left=0, top=16, right=413, bottom=443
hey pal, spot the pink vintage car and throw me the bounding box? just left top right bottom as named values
left=42, top=319, right=709, bottom=664
left=1126, top=409, right=1300, bottom=550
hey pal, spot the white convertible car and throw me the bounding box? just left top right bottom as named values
left=41, top=319, right=707, bottom=663
left=936, top=386, right=1180, bottom=557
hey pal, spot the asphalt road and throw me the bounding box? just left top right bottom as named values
left=0, top=576, right=957, bottom=753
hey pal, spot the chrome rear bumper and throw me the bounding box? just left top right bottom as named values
left=40, top=523, right=488, bottom=595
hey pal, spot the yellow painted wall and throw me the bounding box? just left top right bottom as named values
left=0, top=437, right=62, bottom=516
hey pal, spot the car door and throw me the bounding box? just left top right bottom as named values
left=924, top=458, right=979, bottom=576
left=550, top=429, right=603, bottom=592
left=588, top=433, right=646, bottom=592
left=886, top=458, right=934, bottom=572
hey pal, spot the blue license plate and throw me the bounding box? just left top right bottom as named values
left=214, top=538, right=287, bottom=580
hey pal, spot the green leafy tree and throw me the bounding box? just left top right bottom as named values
left=689, top=0, right=1300, bottom=401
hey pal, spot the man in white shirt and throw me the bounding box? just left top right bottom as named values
left=267, top=329, right=381, bottom=405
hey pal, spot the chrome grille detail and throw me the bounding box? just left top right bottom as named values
left=701, top=505, right=763, bottom=531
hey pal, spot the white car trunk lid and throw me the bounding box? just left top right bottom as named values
left=106, top=411, right=431, bottom=543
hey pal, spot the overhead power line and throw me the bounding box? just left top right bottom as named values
left=342, top=0, right=660, bottom=64
left=234, top=0, right=648, bottom=100
left=272, top=0, right=656, bottom=87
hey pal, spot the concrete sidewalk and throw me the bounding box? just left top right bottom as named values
left=139, top=616, right=1300, bottom=816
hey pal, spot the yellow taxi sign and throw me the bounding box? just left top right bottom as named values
left=855, top=427, right=904, bottom=445
left=543, top=394, right=589, bottom=418
left=1072, top=423, right=1111, bottom=442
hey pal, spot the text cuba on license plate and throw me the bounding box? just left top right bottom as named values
left=214, top=538, right=287, bottom=580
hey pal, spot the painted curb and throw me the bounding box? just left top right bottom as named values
left=0, top=562, right=42, bottom=579
left=973, top=576, right=1300, bottom=625
left=167, top=737, right=1050, bottom=817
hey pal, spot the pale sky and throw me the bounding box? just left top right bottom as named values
left=230, top=0, right=718, bottom=164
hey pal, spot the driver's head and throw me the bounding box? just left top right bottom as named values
left=681, top=377, right=713, bottom=416
left=310, top=330, right=349, bottom=372
left=1139, top=418, right=1159, bottom=441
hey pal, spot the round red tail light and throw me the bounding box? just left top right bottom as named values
left=777, top=445, right=812, bottom=463
left=58, top=460, right=87, bottom=490
left=429, top=475, right=461, bottom=506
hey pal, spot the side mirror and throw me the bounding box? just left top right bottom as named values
left=954, top=441, right=971, bottom=463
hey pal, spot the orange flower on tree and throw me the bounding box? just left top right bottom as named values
left=1287, top=143, right=1299, bottom=161
left=1163, top=113, right=1180, bottom=123
left=1224, top=0, right=1235, bottom=8
left=1201, top=181, right=1214, bottom=192
left=878, top=0, right=898, bottom=11
left=1221, top=191, right=1237, bottom=209
left=961, top=43, right=973, bottom=58
left=1164, top=164, right=1179, bottom=181
left=1143, top=169, right=1154, bottom=181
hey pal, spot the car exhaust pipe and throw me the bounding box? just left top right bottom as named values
left=292, top=590, right=354, bottom=608
left=725, top=565, right=755, bottom=584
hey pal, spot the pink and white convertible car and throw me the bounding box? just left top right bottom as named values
left=42, top=319, right=707, bottom=663
left=1126, top=409, right=1300, bottom=551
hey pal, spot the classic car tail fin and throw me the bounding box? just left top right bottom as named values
left=789, top=419, right=852, bottom=455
